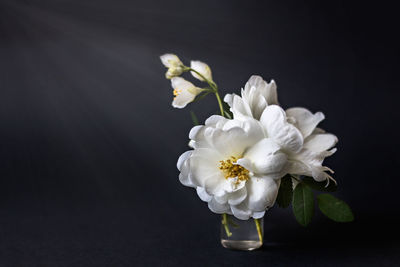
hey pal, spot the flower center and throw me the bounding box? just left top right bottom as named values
left=173, top=89, right=182, bottom=98
left=219, top=156, right=250, bottom=183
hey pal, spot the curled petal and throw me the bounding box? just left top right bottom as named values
left=254, top=153, right=287, bottom=175
left=196, top=187, right=213, bottom=202
left=206, top=120, right=264, bottom=158
left=178, top=172, right=194, bottom=188
left=260, top=105, right=304, bottom=153
left=189, top=148, right=222, bottom=188
left=210, top=127, right=251, bottom=158
left=205, top=115, right=229, bottom=128
left=230, top=199, right=267, bottom=220
left=246, top=176, right=279, bottom=212
left=241, top=89, right=267, bottom=120
left=188, top=125, right=215, bottom=149
left=244, top=76, right=278, bottom=105
left=188, top=140, right=195, bottom=148
left=312, top=127, right=326, bottom=134
left=286, top=107, right=325, bottom=138
left=231, top=202, right=253, bottom=220
left=241, top=138, right=287, bottom=175
left=213, top=181, right=247, bottom=206
left=177, top=151, right=192, bottom=171
left=236, top=158, right=255, bottom=173
left=214, top=191, right=228, bottom=204
left=177, top=151, right=194, bottom=187
left=287, top=147, right=337, bottom=182
left=227, top=185, right=248, bottom=205
left=223, top=93, right=234, bottom=107
left=243, top=138, right=280, bottom=161
left=253, top=211, right=266, bottom=219
left=230, top=94, right=253, bottom=120
left=242, top=76, right=279, bottom=119
left=224, top=76, right=279, bottom=121
left=189, top=125, right=203, bottom=141
left=208, top=198, right=231, bottom=214
left=304, top=134, right=338, bottom=152
left=286, top=160, right=310, bottom=176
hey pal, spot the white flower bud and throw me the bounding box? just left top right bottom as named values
left=160, top=54, right=184, bottom=79
left=190, top=60, right=213, bottom=82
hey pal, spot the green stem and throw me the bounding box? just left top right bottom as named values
left=214, top=91, right=225, bottom=116
left=254, top=218, right=263, bottom=244
left=186, top=67, right=217, bottom=90
left=185, top=67, right=225, bottom=117
left=193, top=91, right=212, bottom=102
left=222, top=214, right=232, bottom=237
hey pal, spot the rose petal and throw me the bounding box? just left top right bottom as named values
left=246, top=176, right=279, bottom=211
left=227, top=185, right=248, bottom=205
left=231, top=202, right=252, bottom=220
left=231, top=94, right=253, bottom=120
left=260, top=105, right=304, bottom=153
left=245, top=76, right=278, bottom=105
left=196, top=187, right=213, bottom=202
left=286, top=107, right=325, bottom=138
left=241, top=138, right=287, bottom=174
left=253, top=211, right=266, bottom=219
left=304, top=134, right=338, bottom=152
left=208, top=198, right=231, bottom=214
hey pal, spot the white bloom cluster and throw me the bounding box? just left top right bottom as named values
left=177, top=76, right=338, bottom=220
left=160, top=54, right=213, bottom=108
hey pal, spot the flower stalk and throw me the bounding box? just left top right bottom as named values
left=185, top=67, right=225, bottom=117
left=222, top=213, right=232, bottom=237
left=254, top=218, right=263, bottom=244
left=214, top=90, right=225, bottom=117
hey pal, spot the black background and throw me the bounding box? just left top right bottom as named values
left=0, top=0, right=399, bottom=266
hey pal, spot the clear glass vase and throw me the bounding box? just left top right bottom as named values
left=220, top=214, right=264, bottom=250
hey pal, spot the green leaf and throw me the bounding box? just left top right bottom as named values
left=317, top=194, right=354, bottom=222
left=301, top=176, right=337, bottom=192
left=292, top=183, right=314, bottom=226
left=276, top=175, right=293, bottom=208
left=190, top=111, right=199, bottom=126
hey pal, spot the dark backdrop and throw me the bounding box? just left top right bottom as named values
left=0, top=0, right=399, bottom=266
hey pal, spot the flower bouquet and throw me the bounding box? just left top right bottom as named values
left=160, top=54, right=354, bottom=250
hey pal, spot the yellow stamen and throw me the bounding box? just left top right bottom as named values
left=219, top=156, right=249, bottom=184
left=173, top=89, right=182, bottom=96
left=173, top=89, right=182, bottom=99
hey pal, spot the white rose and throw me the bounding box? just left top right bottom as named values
left=177, top=115, right=288, bottom=220
left=224, top=75, right=338, bottom=184
left=266, top=106, right=338, bottom=183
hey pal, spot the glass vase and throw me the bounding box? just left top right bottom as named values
left=220, top=214, right=264, bottom=250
